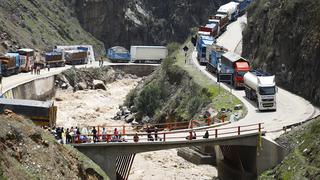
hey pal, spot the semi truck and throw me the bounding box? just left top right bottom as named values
left=0, top=98, right=57, bottom=127
left=217, top=2, right=240, bottom=21
left=17, top=48, right=35, bottom=72
left=55, top=45, right=95, bottom=62
left=244, top=70, right=277, bottom=111
left=218, top=52, right=250, bottom=88
left=64, top=49, right=88, bottom=65
left=0, top=53, right=20, bottom=76
left=206, top=45, right=228, bottom=74
left=196, top=35, right=216, bottom=65
left=130, top=46, right=168, bottom=63
left=107, top=46, right=131, bottom=63
left=45, top=51, right=65, bottom=67
left=208, top=13, right=229, bottom=35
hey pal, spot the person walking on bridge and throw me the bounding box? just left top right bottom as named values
left=92, top=127, right=98, bottom=143
left=133, top=133, right=139, bottom=143
left=154, top=127, right=158, bottom=141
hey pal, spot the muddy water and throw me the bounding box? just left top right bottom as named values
left=54, top=77, right=218, bottom=179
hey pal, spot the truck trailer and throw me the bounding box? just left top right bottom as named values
left=130, top=46, right=168, bottom=63
left=64, top=49, right=88, bottom=65
left=17, top=48, right=35, bottom=72
left=196, top=35, right=216, bottom=65
left=206, top=45, right=228, bottom=74
left=244, top=70, right=277, bottom=111
left=0, top=53, right=20, bottom=76
left=45, top=51, right=65, bottom=67
left=107, top=46, right=131, bottom=63
left=208, top=13, right=229, bottom=34
left=219, top=52, right=250, bottom=88
left=217, top=2, right=239, bottom=21
left=0, top=98, right=57, bottom=127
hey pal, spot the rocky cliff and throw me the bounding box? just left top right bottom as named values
left=242, top=0, right=320, bottom=106
left=74, top=0, right=228, bottom=49
left=0, top=0, right=104, bottom=55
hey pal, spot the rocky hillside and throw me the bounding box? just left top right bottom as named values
left=0, top=113, right=109, bottom=179
left=242, top=0, right=320, bottom=106
left=73, top=0, right=229, bottom=49
left=260, top=116, right=320, bottom=179
left=0, top=0, right=104, bottom=55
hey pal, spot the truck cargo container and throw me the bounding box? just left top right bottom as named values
left=206, top=45, right=228, bottom=74
left=45, top=51, right=65, bottom=67
left=217, top=2, right=239, bottom=21
left=199, top=23, right=219, bottom=37
left=208, top=13, right=229, bottom=33
left=234, top=0, right=252, bottom=15
left=17, top=48, right=34, bottom=72
left=0, top=53, right=20, bottom=76
left=219, top=52, right=250, bottom=88
left=196, top=35, right=216, bottom=65
left=55, top=45, right=94, bottom=62
left=64, top=50, right=88, bottom=65
left=0, top=98, right=57, bottom=127
left=130, top=46, right=168, bottom=63
left=107, top=46, right=131, bottom=63
left=244, top=70, right=277, bottom=111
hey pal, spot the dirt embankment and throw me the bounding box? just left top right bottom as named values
left=0, top=113, right=109, bottom=179
left=242, top=0, right=320, bottom=106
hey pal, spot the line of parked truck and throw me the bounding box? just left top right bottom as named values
left=195, top=0, right=277, bottom=111
left=107, top=46, right=168, bottom=64
left=0, top=45, right=92, bottom=77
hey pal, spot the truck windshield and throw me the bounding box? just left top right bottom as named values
left=259, top=87, right=276, bottom=95
left=236, top=71, right=247, bottom=77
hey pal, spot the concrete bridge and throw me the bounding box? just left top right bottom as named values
left=72, top=123, right=286, bottom=180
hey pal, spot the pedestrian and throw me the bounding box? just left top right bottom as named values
left=193, top=131, right=197, bottom=139
left=146, top=126, right=154, bottom=141
left=154, top=127, right=158, bottom=141
left=76, top=128, right=81, bottom=143
left=100, top=57, right=104, bottom=67
left=66, top=128, right=71, bottom=144
left=47, top=64, right=50, bottom=71
left=102, top=127, right=107, bottom=142
left=61, top=127, right=65, bottom=144
left=133, top=133, right=139, bottom=143
left=36, top=65, right=40, bottom=75
left=31, top=65, right=34, bottom=74
left=203, top=130, right=209, bottom=139
left=113, top=128, right=119, bottom=140
left=92, top=127, right=98, bottom=143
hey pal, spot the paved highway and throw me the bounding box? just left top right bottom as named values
left=192, top=15, right=317, bottom=139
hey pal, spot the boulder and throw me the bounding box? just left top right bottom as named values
left=93, top=80, right=107, bottom=90
left=77, top=82, right=87, bottom=90
left=61, top=83, right=68, bottom=89
left=142, top=116, right=150, bottom=123
left=125, top=114, right=135, bottom=123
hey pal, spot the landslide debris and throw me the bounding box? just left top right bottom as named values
left=0, top=113, right=109, bottom=179
left=243, top=0, right=320, bottom=106
left=260, top=116, right=320, bottom=179
left=0, top=0, right=104, bottom=55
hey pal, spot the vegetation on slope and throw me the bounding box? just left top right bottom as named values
left=125, top=41, right=242, bottom=123
left=242, top=0, right=320, bottom=106
left=260, top=116, right=320, bottom=180
left=0, top=0, right=104, bottom=55
left=0, top=113, right=109, bottom=180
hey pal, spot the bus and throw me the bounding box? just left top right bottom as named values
left=18, top=48, right=35, bottom=72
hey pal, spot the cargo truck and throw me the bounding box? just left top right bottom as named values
left=244, top=70, right=277, bottom=111
left=0, top=98, right=57, bottom=127
left=64, top=49, right=88, bottom=65
left=130, top=46, right=168, bottom=63
left=217, top=2, right=239, bottom=21
left=18, top=48, right=35, bottom=72
left=208, top=13, right=229, bottom=34
left=206, top=45, right=228, bottom=74
left=218, top=52, right=250, bottom=88
left=196, top=35, right=216, bottom=65
left=0, top=53, right=20, bottom=76
left=45, top=51, right=65, bottom=67
left=234, top=0, right=252, bottom=15
left=55, top=45, right=95, bottom=62
left=107, top=46, right=131, bottom=63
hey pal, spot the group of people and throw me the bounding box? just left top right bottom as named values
left=31, top=64, right=51, bottom=75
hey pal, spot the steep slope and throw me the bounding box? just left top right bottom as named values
left=260, top=116, right=320, bottom=179
left=242, top=0, right=320, bottom=106
left=74, top=0, right=229, bottom=49
left=0, top=113, right=109, bottom=179
left=0, top=0, right=104, bottom=55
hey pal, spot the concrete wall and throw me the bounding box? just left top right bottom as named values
left=3, top=76, right=56, bottom=101
left=110, top=64, right=159, bottom=77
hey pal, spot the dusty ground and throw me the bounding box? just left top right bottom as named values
left=54, top=77, right=218, bottom=180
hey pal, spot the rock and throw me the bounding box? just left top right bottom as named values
left=93, top=80, right=107, bottom=90
left=77, top=82, right=87, bottom=90
left=142, top=116, right=150, bottom=123
left=131, top=120, right=139, bottom=125
left=125, top=114, right=135, bottom=123
left=61, top=83, right=68, bottom=89
left=130, top=105, right=137, bottom=113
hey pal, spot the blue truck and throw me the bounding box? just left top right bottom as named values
left=206, top=45, right=228, bottom=74
left=107, top=46, right=131, bottom=63
left=0, top=53, right=20, bottom=77
left=196, top=35, right=216, bottom=65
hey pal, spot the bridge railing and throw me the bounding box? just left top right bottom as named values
left=69, top=123, right=264, bottom=144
